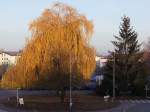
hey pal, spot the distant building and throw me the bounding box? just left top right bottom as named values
left=89, top=55, right=108, bottom=87
left=95, top=55, right=108, bottom=67
left=0, top=50, right=21, bottom=65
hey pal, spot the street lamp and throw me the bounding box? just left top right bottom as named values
left=69, top=44, right=75, bottom=112
left=112, top=52, right=116, bottom=101
left=16, top=88, right=21, bottom=106
left=69, top=53, right=72, bottom=112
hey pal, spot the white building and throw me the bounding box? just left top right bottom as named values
left=94, top=55, right=108, bottom=85
left=95, top=55, right=108, bottom=67
left=0, top=51, right=21, bottom=65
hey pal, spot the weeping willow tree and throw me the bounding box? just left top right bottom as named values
left=1, top=2, right=96, bottom=90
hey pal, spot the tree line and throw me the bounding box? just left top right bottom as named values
left=0, top=2, right=150, bottom=97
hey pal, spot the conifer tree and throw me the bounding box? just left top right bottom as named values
left=113, top=16, right=140, bottom=91
left=104, top=16, right=147, bottom=95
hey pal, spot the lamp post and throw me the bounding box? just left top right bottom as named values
left=16, top=88, right=21, bottom=106
left=69, top=44, right=75, bottom=112
left=112, top=52, right=116, bottom=101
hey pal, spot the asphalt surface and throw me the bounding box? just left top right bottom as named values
left=126, top=103, right=150, bottom=112
left=98, top=99, right=150, bottom=112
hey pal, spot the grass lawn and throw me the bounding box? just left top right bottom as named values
left=2, top=94, right=119, bottom=112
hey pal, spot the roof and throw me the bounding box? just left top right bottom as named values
left=0, top=50, right=21, bottom=56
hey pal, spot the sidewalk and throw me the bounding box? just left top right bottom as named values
left=94, top=99, right=150, bottom=112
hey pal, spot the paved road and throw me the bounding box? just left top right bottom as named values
left=127, top=103, right=150, bottom=112
left=119, top=99, right=150, bottom=112
left=98, top=99, right=150, bottom=112
left=0, top=90, right=55, bottom=97
left=0, top=90, right=92, bottom=97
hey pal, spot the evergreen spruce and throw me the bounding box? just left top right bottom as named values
left=103, top=16, right=147, bottom=96
left=113, top=16, right=140, bottom=92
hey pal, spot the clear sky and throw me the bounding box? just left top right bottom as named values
left=0, top=0, right=150, bottom=54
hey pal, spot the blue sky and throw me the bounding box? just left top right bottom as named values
left=0, top=0, right=150, bottom=54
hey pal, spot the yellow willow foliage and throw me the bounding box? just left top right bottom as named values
left=1, top=2, right=96, bottom=89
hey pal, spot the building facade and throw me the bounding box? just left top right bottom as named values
left=92, top=55, right=108, bottom=86
left=95, top=55, right=108, bottom=67
left=0, top=51, right=20, bottom=65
